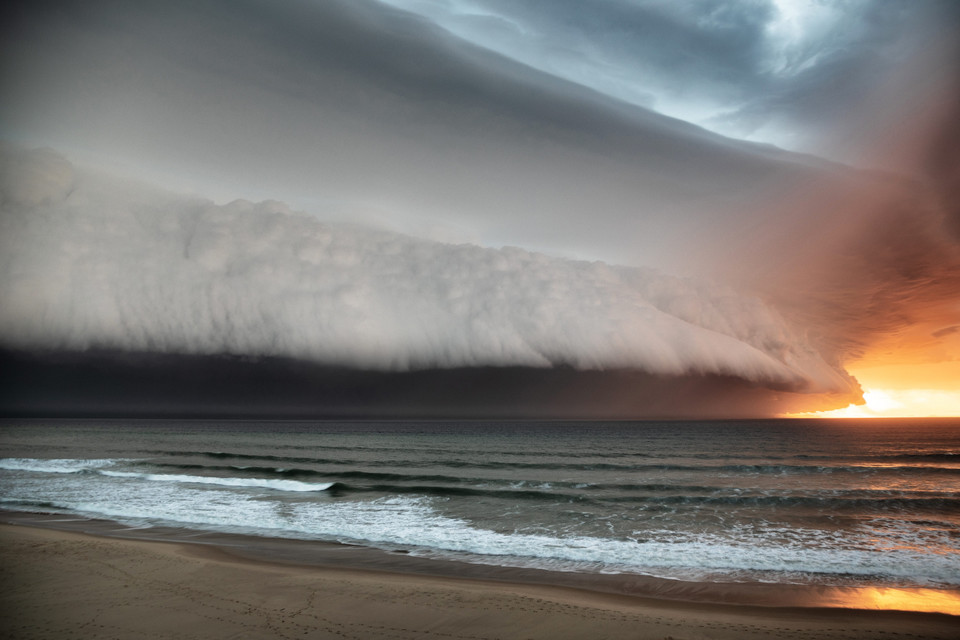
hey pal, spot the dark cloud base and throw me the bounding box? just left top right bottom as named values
left=0, top=349, right=838, bottom=420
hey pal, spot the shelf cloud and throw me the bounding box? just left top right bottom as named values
left=1, top=0, right=957, bottom=417
left=0, top=145, right=854, bottom=401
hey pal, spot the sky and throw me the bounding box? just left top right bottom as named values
left=376, top=0, right=955, bottom=161
left=1, top=0, right=958, bottom=418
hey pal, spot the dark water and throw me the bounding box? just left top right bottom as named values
left=2, top=418, right=959, bottom=589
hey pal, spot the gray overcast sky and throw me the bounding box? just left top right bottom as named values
left=3, top=0, right=830, bottom=265
left=376, top=0, right=958, bottom=159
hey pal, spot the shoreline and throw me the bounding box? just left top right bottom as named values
left=3, top=521, right=959, bottom=640
left=6, top=509, right=960, bottom=615
left=5, top=510, right=960, bottom=615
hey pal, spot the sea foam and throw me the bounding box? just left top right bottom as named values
left=97, top=470, right=334, bottom=492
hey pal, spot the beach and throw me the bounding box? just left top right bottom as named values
left=3, top=419, right=960, bottom=637
left=3, top=522, right=958, bottom=640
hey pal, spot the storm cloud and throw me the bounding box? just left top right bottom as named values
left=0, top=0, right=825, bottom=266
left=1, top=0, right=958, bottom=417
left=380, top=0, right=960, bottom=156
left=0, top=146, right=852, bottom=397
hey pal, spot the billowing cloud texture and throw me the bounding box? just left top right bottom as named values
left=379, top=0, right=960, bottom=156
left=0, top=145, right=854, bottom=401
left=1, top=0, right=958, bottom=417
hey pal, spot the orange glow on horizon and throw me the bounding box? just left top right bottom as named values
left=785, top=360, right=960, bottom=419
left=789, top=389, right=960, bottom=418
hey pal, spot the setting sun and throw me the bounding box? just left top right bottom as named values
left=787, top=359, right=960, bottom=418
left=791, top=389, right=960, bottom=418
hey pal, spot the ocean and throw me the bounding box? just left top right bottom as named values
left=2, top=418, right=959, bottom=598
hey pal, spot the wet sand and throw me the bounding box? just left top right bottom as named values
left=2, top=522, right=958, bottom=640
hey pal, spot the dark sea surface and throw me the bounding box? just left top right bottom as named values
left=2, top=418, right=959, bottom=592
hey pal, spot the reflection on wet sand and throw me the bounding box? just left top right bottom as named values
left=821, top=586, right=960, bottom=616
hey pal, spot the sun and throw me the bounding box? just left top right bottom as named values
left=787, top=388, right=960, bottom=419
left=784, top=355, right=960, bottom=419
left=862, top=389, right=899, bottom=413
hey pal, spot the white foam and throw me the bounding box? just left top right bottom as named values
left=0, top=458, right=121, bottom=474
left=3, top=469, right=957, bottom=586
left=97, top=471, right=334, bottom=492
left=3, top=460, right=959, bottom=586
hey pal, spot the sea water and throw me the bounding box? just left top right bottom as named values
left=2, top=419, right=959, bottom=589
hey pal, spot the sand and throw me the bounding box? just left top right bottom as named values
left=1, top=523, right=958, bottom=640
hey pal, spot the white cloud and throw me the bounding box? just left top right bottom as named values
left=0, top=146, right=855, bottom=397
left=0, top=143, right=75, bottom=207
